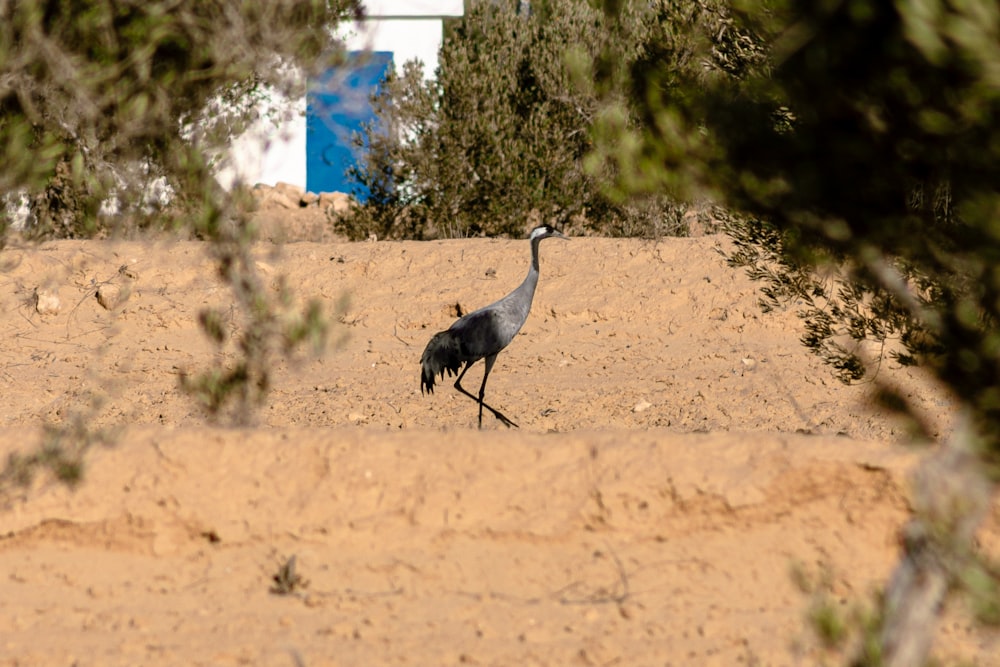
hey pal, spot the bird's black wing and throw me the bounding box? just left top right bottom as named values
left=420, top=329, right=464, bottom=394
left=420, top=309, right=508, bottom=394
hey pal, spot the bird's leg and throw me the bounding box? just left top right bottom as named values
left=478, top=355, right=518, bottom=429
left=453, top=360, right=518, bottom=429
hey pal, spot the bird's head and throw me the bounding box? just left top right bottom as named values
left=529, top=225, right=568, bottom=242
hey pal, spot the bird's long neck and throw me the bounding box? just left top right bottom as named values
left=508, top=236, right=542, bottom=314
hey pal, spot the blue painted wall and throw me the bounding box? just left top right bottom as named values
left=306, top=51, right=394, bottom=198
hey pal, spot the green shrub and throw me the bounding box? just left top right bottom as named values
left=0, top=1, right=359, bottom=486
left=0, top=0, right=360, bottom=239
left=340, top=0, right=694, bottom=239
left=591, top=0, right=1000, bottom=662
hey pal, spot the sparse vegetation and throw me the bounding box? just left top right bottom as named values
left=270, top=554, right=308, bottom=596
left=0, top=0, right=361, bottom=481
left=791, top=561, right=885, bottom=665
left=180, top=259, right=345, bottom=424
left=0, top=0, right=361, bottom=238
left=0, top=392, right=119, bottom=501
left=340, top=0, right=708, bottom=240
left=589, top=0, right=1000, bottom=663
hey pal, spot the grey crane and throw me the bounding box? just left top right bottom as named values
left=420, top=224, right=567, bottom=428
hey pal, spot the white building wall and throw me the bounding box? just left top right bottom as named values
left=217, top=1, right=462, bottom=192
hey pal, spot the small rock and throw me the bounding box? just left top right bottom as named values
left=256, top=188, right=297, bottom=210
left=95, top=286, right=117, bottom=310
left=33, top=287, right=60, bottom=315
left=95, top=284, right=129, bottom=311
left=300, top=191, right=319, bottom=207
left=319, top=191, right=351, bottom=214
left=633, top=400, right=652, bottom=413
left=274, top=181, right=305, bottom=200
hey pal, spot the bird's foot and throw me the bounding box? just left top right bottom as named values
left=496, top=413, right=518, bottom=428
left=489, top=409, right=518, bottom=429
left=476, top=406, right=518, bottom=429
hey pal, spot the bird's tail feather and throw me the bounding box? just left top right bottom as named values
left=420, top=329, right=463, bottom=394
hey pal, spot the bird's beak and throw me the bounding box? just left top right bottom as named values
left=555, top=229, right=569, bottom=240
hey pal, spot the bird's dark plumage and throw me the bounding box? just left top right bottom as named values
left=420, top=329, right=463, bottom=394
left=420, top=225, right=566, bottom=427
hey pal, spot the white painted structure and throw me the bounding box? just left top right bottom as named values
left=218, top=0, right=463, bottom=191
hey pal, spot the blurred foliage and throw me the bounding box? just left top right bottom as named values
left=180, top=270, right=346, bottom=425
left=592, top=0, right=1000, bottom=456
left=0, top=0, right=362, bottom=239
left=790, top=560, right=885, bottom=664
left=0, top=392, right=119, bottom=502
left=0, top=1, right=361, bottom=479
left=340, top=0, right=708, bottom=240
left=591, top=1, right=1000, bottom=662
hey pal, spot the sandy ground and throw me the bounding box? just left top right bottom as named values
left=0, top=206, right=997, bottom=665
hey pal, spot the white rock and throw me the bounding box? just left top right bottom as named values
left=34, top=287, right=60, bottom=315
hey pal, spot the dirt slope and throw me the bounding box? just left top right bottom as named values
left=0, top=226, right=995, bottom=666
